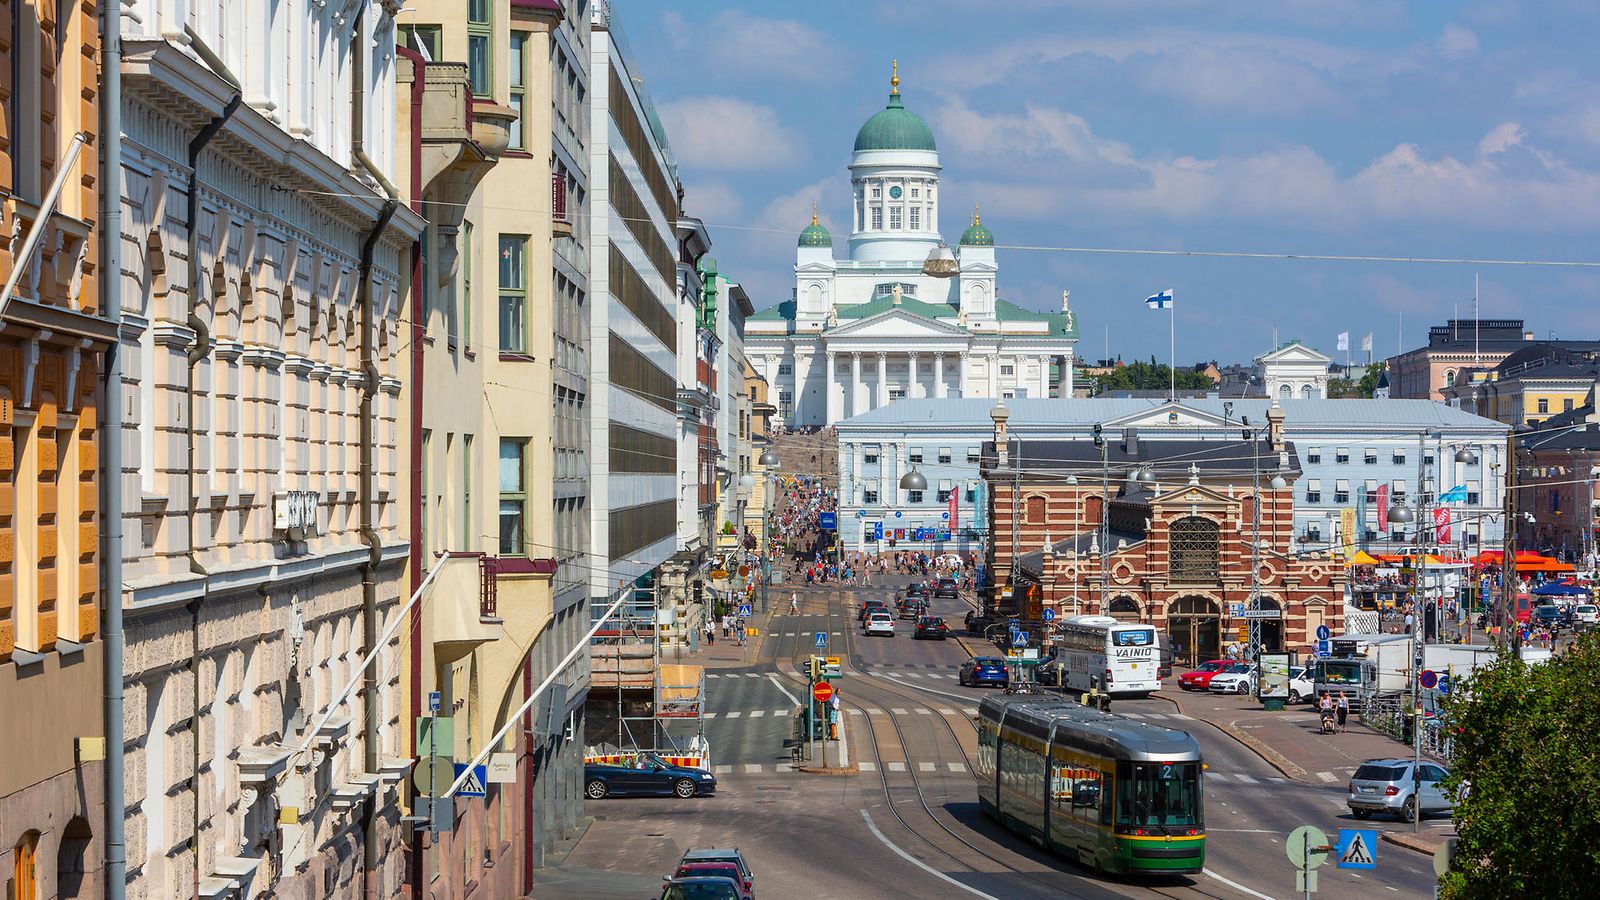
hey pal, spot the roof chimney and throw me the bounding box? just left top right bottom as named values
left=1524, top=331, right=1536, bottom=341
left=1266, top=401, right=1286, bottom=452
left=1122, top=427, right=1139, bottom=457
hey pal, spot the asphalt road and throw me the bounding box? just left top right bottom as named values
left=536, top=577, right=1440, bottom=899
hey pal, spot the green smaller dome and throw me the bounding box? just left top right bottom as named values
left=799, top=209, right=832, bottom=247
left=959, top=206, right=993, bottom=246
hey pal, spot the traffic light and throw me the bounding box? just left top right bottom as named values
left=806, top=657, right=822, bottom=680
left=1092, top=423, right=1104, bottom=448
left=693, top=580, right=704, bottom=604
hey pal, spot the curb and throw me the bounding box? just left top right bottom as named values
left=1380, top=830, right=1445, bottom=856
left=1149, top=692, right=1307, bottom=780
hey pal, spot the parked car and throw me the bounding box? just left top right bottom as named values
left=958, top=657, right=1009, bottom=687
left=1347, top=759, right=1455, bottom=821
left=1178, top=660, right=1232, bottom=691
left=1285, top=665, right=1314, bottom=705
left=1531, top=604, right=1567, bottom=628
left=913, top=615, right=949, bottom=640
left=933, top=578, right=960, bottom=599
left=671, top=863, right=752, bottom=900
left=865, top=612, right=896, bottom=636
left=857, top=600, right=887, bottom=622
left=679, top=849, right=754, bottom=896
left=660, top=876, right=745, bottom=900
left=584, top=754, right=717, bottom=799
left=1573, top=603, right=1599, bottom=627
left=1208, top=663, right=1257, bottom=694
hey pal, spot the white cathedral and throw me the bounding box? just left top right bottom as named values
left=746, top=66, right=1080, bottom=428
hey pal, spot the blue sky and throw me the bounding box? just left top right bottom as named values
left=622, top=1, right=1600, bottom=364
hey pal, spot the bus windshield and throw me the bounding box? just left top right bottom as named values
left=1314, top=660, right=1364, bottom=686
left=1116, top=761, right=1201, bottom=828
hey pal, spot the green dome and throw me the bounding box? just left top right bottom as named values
left=853, top=92, right=937, bottom=153
left=798, top=210, right=832, bottom=247
left=959, top=207, right=993, bottom=246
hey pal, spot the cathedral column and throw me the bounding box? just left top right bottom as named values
left=1064, top=351, right=1075, bottom=397
left=877, top=352, right=888, bottom=408
left=851, top=352, right=862, bottom=417
left=1038, top=355, right=1050, bottom=398
left=958, top=355, right=969, bottom=397
left=934, top=353, right=946, bottom=398
left=826, top=351, right=839, bottom=423
left=908, top=352, right=920, bottom=399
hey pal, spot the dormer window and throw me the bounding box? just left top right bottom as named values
left=871, top=186, right=882, bottom=199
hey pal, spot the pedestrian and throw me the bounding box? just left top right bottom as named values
left=1336, top=691, right=1349, bottom=733
left=790, top=592, right=800, bottom=615
left=705, top=619, right=715, bottom=646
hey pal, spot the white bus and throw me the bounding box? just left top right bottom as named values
left=1055, top=615, right=1161, bottom=697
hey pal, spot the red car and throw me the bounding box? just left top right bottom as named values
left=1178, top=660, right=1232, bottom=691
left=671, top=863, right=753, bottom=899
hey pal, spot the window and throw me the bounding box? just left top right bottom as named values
left=402, top=24, right=442, bottom=59
left=1392, top=449, right=1405, bottom=465
left=1279, top=384, right=1292, bottom=399
left=967, top=447, right=980, bottom=463
left=1334, top=479, right=1350, bottom=504
left=1364, top=480, right=1379, bottom=504
left=1364, top=448, right=1378, bottom=465
left=1392, top=480, right=1407, bottom=505
left=1565, top=398, right=1575, bottom=412
left=910, top=186, right=920, bottom=198
left=498, top=235, right=528, bottom=352
left=461, top=221, right=474, bottom=347
left=1307, top=523, right=1322, bottom=541
left=1306, top=447, right=1321, bottom=464
left=777, top=363, right=793, bottom=376
left=863, top=451, right=879, bottom=465
left=1305, top=479, right=1322, bottom=504
left=909, top=447, right=923, bottom=464
left=938, top=447, right=952, bottom=464
left=889, top=207, right=902, bottom=229
left=1169, top=517, right=1221, bottom=583
left=908, top=489, right=924, bottom=504
left=1424, top=451, right=1435, bottom=466
left=499, top=440, right=528, bottom=555
left=1026, top=496, right=1046, bottom=523
left=1335, top=447, right=1350, bottom=464
left=507, top=32, right=528, bottom=150
left=1001, top=389, right=1015, bottom=400
left=1422, top=479, right=1435, bottom=505
left=871, top=207, right=883, bottom=229
left=888, top=388, right=905, bottom=400
left=1000, top=364, right=1015, bottom=376
left=965, top=485, right=977, bottom=502
left=863, top=489, right=879, bottom=505
left=908, top=207, right=920, bottom=230
left=937, top=480, right=954, bottom=502
left=467, top=0, right=491, bottom=96
left=13, top=831, right=39, bottom=900
left=1467, top=480, right=1481, bottom=506
left=461, top=435, right=473, bottom=551
left=871, top=185, right=881, bottom=199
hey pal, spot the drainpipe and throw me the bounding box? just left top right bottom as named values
left=101, top=2, right=127, bottom=897
left=352, top=10, right=401, bottom=897
left=179, top=27, right=241, bottom=581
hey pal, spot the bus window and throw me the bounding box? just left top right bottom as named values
left=1116, top=761, right=1201, bottom=828
left=1113, top=629, right=1153, bottom=647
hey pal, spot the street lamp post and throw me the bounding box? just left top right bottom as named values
left=1068, top=474, right=1080, bottom=616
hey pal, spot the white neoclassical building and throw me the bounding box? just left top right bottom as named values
left=746, top=67, right=1079, bottom=427
left=1255, top=340, right=1335, bottom=400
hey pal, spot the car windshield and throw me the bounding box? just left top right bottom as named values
left=663, top=882, right=740, bottom=900
left=1115, top=761, right=1201, bottom=828
left=1199, top=661, right=1227, bottom=672
left=1225, top=663, right=1250, bottom=674
left=1354, top=764, right=1406, bottom=782
left=976, top=657, right=1005, bottom=666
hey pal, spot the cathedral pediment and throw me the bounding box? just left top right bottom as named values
left=823, top=308, right=969, bottom=340
left=1102, top=402, right=1232, bottom=429
left=1255, top=341, right=1332, bottom=365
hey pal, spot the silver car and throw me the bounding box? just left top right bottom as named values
left=1347, top=758, right=1454, bottom=821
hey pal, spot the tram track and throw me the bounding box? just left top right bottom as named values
left=760, top=586, right=1242, bottom=900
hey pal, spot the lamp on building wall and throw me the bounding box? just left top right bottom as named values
left=900, top=468, right=928, bottom=491
left=922, top=241, right=960, bottom=278
left=739, top=474, right=755, bottom=490
left=759, top=449, right=780, bottom=467
left=1455, top=448, right=1478, bottom=464
left=1269, top=474, right=1288, bottom=490
left=1387, top=503, right=1416, bottom=525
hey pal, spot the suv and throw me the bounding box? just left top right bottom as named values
left=1531, top=604, right=1566, bottom=628
left=1347, top=759, right=1454, bottom=821
left=913, top=615, right=948, bottom=640
left=903, top=583, right=928, bottom=601
left=678, top=850, right=754, bottom=897
left=865, top=611, right=895, bottom=636
left=933, top=578, right=960, bottom=599
left=1573, top=603, right=1599, bottom=627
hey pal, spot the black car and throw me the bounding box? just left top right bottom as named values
left=914, top=615, right=949, bottom=640
left=903, top=583, right=928, bottom=600
left=933, top=578, right=959, bottom=599
left=660, top=876, right=745, bottom=900
left=898, top=599, right=926, bottom=620
left=1531, top=604, right=1567, bottom=628
left=584, top=754, right=717, bottom=799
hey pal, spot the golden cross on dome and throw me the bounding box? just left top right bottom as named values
left=891, top=60, right=900, bottom=94
left=812, top=202, right=819, bottom=226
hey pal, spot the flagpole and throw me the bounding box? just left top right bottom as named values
left=1169, top=290, right=1176, bottom=402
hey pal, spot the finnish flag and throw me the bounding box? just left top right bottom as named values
left=1145, top=289, right=1174, bottom=310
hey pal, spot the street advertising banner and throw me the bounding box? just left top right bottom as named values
left=1433, top=507, right=1452, bottom=543
left=1340, top=508, right=1357, bottom=562
left=949, top=489, right=959, bottom=530
left=1376, top=485, right=1389, bottom=532
left=1259, top=652, right=1292, bottom=699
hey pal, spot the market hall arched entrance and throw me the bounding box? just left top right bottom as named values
left=1168, top=596, right=1221, bottom=667
left=1254, top=597, right=1283, bottom=652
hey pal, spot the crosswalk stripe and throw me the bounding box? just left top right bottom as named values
left=887, top=762, right=907, bottom=772
left=745, top=673, right=762, bottom=678
left=915, top=708, right=932, bottom=715
left=891, top=708, right=910, bottom=715
left=962, top=708, right=977, bottom=715
left=1169, top=713, right=1195, bottom=720
left=705, top=712, right=718, bottom=719
left=774, top=710, right=788, bottom=717
left=938, top=708, right=958, bottom=715
left=948, top=762, right=966, bottom=773
left=1122, top=712, right=1145, bottom=719
left=1143, top=713, right=1167, bottom=720
left=744, top=764, right=763, bottom=774
left=1233, top=773, right=1258, bottom=784
left=1204, top=772, right=1224, bottom=780
left=858, top=762, right=877, bottom=772
left=1316, top=771, right=1339, bottom=783
left=848, top=709, right=864, bottom=716
left=706, top=673, right=720, bottom=679
left=866, top=708, right=885, bottom=715
left=714, top=765, right=733, bottom=774
left=1266, top=777, right=1287, bottom=783
left=748, top=710, right=765, bottom=718
left=885, top=672, right=904, bottom=678
left=919, top=762, right=937, bottom=772
left=726, top=712, right=742, bottom=719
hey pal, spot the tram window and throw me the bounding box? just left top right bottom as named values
left=1115, top=762, right=1201, bottom=828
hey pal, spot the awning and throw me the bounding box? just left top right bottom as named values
left=1350, top=551, right=1382, bottom=566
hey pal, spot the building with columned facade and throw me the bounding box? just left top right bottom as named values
left=746, top=66, right=1078, bottom=428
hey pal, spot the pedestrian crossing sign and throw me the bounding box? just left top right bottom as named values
left=453, top=763, right=488, bottom=798
left=1336, top=828, right=1376, bottom=869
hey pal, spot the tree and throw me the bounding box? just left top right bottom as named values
left=1437, top=631, right=1600, bottom=898
left=1326, top=363, right=1386, bottom=399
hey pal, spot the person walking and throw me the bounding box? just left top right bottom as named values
left=705, top=619, right=715, bottom=646
left=1335, top=691, right=1349, bottom=733
left=790, top=592, right=800, bottom=615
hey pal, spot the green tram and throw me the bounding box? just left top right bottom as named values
left=976, top=695, right=1205, bottom=875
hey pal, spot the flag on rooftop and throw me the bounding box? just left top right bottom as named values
left=1145, top=289, right=1173, bottom=310
left=1337, top=332, right=1350, bottom=351
left=1361, top=333, right=1373, bottom=352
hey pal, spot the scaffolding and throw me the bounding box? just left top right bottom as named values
left=585, top=584, right=710, bottom=769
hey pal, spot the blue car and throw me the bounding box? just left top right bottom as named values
left=959, top=656, right=1009, bottom=687
left=584, top=753, right=717, bottom=799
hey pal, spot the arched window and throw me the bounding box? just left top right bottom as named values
left=1278, top=383, right=1292, bottom=399
left=1445, top=369, right=1457, bottom=386
left=1026, top=495, right=1046, bottom=524
left=1108, top=596, right=1141, bottom=620
left=1169, top=516, right=1220, bottom=583
left=13, top=831, right=39, bottom=900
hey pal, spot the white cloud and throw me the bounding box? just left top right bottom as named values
left=756, top=176, right=850, bottom=243
left=661, top=10, right=848, bottom=83
left=1125, top=43, right=1345, bottom=116
left=1476, top=122, right=1524, bottom=157
left=1436, top=24, right=1480, bottom=60
left=934, top=100, right=1135, bottom=167
left=681, top=181, right=745, bottom=225
left=656, top=97, right=804, bottom=172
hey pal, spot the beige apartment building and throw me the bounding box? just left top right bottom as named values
left=398, top=0, right=589, bottom=894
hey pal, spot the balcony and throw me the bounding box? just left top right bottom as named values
left=430, top=552, right=557, bottom=665
left=553, top=173, right=574, bottom=238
